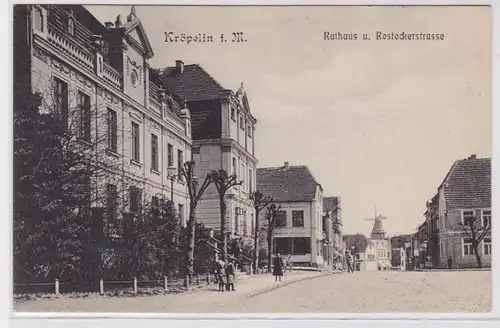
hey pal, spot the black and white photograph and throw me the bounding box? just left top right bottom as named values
left=11, top=3, right=492, bottom=314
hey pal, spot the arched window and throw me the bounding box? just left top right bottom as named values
left=33, top=7, right=43, bottom=32
left=68, top=17, right=74, bottom=35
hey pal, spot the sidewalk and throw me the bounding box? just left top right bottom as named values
left=14, top=270, right=338, bottom=313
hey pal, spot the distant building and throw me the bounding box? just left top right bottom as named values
left=437, top=155, right=491, bottom=268
left=159, top=63, right=258, bottom=240
left=367, top=214, right=392, bottom=270
left=257, top=162, right=325, bottom=267
left=343, top=234, right=377, bottom=271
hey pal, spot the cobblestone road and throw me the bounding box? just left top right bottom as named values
left=14, top=270, right=491, bottom=313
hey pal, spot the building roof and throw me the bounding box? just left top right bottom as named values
left=343, top=234, right=371, bottom=253
left=159, top=63, right=229, bottom=102
left=440, top=155, right=491, bottom=209
left=256, top=163, right=321, bottom=202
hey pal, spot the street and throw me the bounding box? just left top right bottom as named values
left=14, top=270, right=491, bottom=313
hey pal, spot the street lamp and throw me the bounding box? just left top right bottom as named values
left=167, top=166, right=177, bottom=202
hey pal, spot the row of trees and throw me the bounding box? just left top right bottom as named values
left=13, top=89, right=283, bottom=286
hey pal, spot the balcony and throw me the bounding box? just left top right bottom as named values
left=47, top=26, right=94, bottom=72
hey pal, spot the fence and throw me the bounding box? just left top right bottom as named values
left=14, top=273, right=216, bottom=296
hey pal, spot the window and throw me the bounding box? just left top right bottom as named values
left=77, top=92, right=91, bottom=142
left=243, top=213, right=248, bottom=235
left=275, top=237, right=292, bottom=254
left=231, top=107, right=236, bottom=121
left=106, top=108, right=118, bottom=153
left=129, top=186, right=142, bottom=213
left=275, top=211, right=287, bottom=227
left=232, top=158, right=237, bottom=177
left=151, top=134, right=158, bottom=171
left=234, top=212, right=239, bottom=234
left=105, top=183, right=117, bottom=234
left=33, top=6, right=44, bottom=32
left=241, top=163, right=245, bottom=190
left=131, top=122, right=140, bottom=162
left=68, top=17, right=74, bottom=35
left=248, top=169, right=253, bottom=193
left=247, top=124, right=252, bottom=138
left=293, top=237, right=311, bottom=255
left=482, top=210, right=491, bottom=227
left=177, top=149, right=184, bottom=181
left=167, top=144, right=174, bottom=167
left=292, top=211, right=304, bottom=227
left=53, top=78, right=68, bottom=128
left=483, top=238, right=492, bottom=256
left=462, top=210, right=475, bottom=225
left=463, top=238, right=474, bottom=256
left=368, top=254, right=375, bottom=261
left=240, top=117, right=245, bottom=130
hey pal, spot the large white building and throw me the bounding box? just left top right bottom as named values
left=159, top=64, right=258, bottom=241
left=14, top=5, right=192, bottom=232
left=257, top=162, right=325, bottom=267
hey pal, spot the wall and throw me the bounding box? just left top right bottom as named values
left=29, top=12, right=191, bottom=227
left=188, top=99, right=222, bottom=140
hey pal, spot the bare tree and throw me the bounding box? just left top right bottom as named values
left=181, top=160, right=213, bottom=286
left=262, top=203, right=282, bottom=273
left=459, top=212, right=491, bottom=268
left=249, top=190, right=273, bottom=273
left=210, top=169, right=243, bottom=264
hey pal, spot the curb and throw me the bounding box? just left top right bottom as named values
left=242, top=271, right=341, bottom=300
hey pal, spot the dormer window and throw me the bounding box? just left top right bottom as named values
left=67, top=10, right=76, bottom=36
left=32, top=5, right=47, bottom=37
left=68, top=17, right=75, bottom=35
left=33, top=7, right=43, bottom=32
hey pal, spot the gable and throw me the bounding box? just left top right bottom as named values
left=124, top=20, right=154, bottom=58
left=128, top=28, right=142, bottom=47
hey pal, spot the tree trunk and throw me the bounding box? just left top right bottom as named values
left=184, top=208, right=197, bottom=284
left=220, top=195, right=228, bottom=264
left=267, top=228, right=273, bottom=273
left=252, top=208, right=260, bottom=273
left=473, top=242, right=483, bottom=269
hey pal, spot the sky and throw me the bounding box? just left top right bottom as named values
left=87, top=5, right=492, bottom=237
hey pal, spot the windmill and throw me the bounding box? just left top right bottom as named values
left=364, top=206, right=388, bottom=240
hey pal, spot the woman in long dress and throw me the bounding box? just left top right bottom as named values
left=273, top=253, right=284, bottom=282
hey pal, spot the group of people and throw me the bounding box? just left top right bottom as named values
left=213, top=259, right=237, bottom=292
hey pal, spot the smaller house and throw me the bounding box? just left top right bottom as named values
left=343, top=234, right=377, bottom=271
left=257, top=162, right=325, bottom=267
left=437, top=155, right=491, bottom=268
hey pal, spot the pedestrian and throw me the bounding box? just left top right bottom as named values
left=273, top=253, right=284, bottom=282
left=215, top=260, right=226, bottom=292
left=345, top=250, right=353, bottom=274
left=225, top=260, right=236, bottom=291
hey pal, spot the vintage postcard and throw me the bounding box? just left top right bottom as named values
left=12, top=4, right=492, bottom=314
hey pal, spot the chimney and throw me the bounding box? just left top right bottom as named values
left=105, top=22, right=114, bottom=29
left=284, top=162, right=289, bottom=169
left=175, top=60, right=184, bottom=74
left=468, top=154, right=477, bottom=160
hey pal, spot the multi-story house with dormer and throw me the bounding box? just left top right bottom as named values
left=437, top=155, right=491, bottom=268
left=14, top=5, right=192, bottom=233
left=257, top=162, right=325, bottom=268
left=158, top=63, right=258, bottom=241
